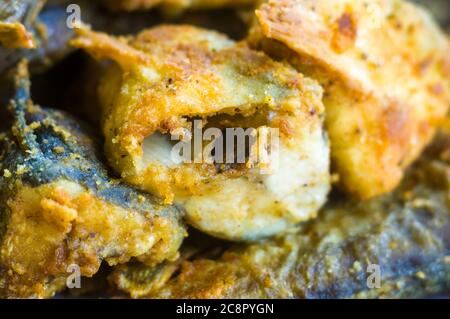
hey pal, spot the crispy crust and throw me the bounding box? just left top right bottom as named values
left=0, top=22, right=35, bottom=49
left=72, top=25, right=321, bottom=147
left=0, top=64, right=186, bottom=297
left=251, top=0, right=450, bottom=198
left=71, top=25, right=332, bottom=240
left=0, top=0, right=42, bottom=49
left=71, top=25, right=326, bottom=196
left=0, top=180, right=183, bottom=298
left=114, top=133, right=449, bottom=299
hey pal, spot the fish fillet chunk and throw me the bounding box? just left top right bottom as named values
left=249, top=0, right=450, bottom=199
left=72, top=25, right=330, bottom=240
left=112, top=131, right=450, bottom=298
left=0, top=62, right=186, bottom=298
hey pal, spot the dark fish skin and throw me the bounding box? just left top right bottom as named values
left=111, top=134, right=450, bottom=299
left=0, top=0, right=447, bottom=76
left=0, top=0, right=159, bottom=74
left=0, top=1, right=248, bottom=74
left=1, top=63, right=185, bottom=229
left=0, top=62, right=186, bottom=298
left=0, top=1, right=73, bottom=74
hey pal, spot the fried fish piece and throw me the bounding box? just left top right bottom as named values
left=0, top=62, right=186, bottom=298
left=114, top=132, right=449, bottom=299
left=71, top=25, right=330, bottom=241
left=0, top=0, right=249, bottom=74
left=249, top=0, right=450, bottom=199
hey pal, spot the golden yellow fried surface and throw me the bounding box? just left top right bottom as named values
left=0, top=22, right=35, bottom=49
left=72, top=25, right=331, bottom=240
left=111, top=132, right=450, bottom=299
left=250, top=0, right=450, bottom=199
left=0, top=179, right=185, bottom=298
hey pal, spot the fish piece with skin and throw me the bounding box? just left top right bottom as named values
left=113, top=132, right=450, bottom=298
left=0, top=0, right=248, bottom=75
left=249, top=0, right=450, bottom=199
left=0, top=62, right=186, bottom=298
left=71, top=25, right=330, bottom=241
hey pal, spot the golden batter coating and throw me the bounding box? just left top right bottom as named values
left=0, top=22, right=35, bottom=49
left=72, top=24, right=331, bottom=241
left=0, top=0, right=42, bottom=49
left=0, top=180, right=184, bottom=298
left=249, top=0, right=450, bottom=199
left=112, top=132, right=450, bottom=298
left=0, top=63, right=186, bottom=298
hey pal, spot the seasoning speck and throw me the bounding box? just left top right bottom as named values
left=3, top=169, right=12, bottom=178
left=415, top=271, right=426, bottom=280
